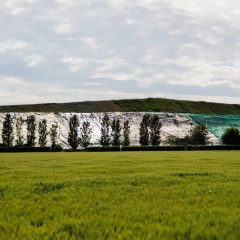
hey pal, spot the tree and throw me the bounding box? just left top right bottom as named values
left=68, top=114, right=80, bottom=150
left=164, top=135, right=176, bottom=146
left=38, top=119, right=48, bottom=147
left=79, top=121, right=92, bottom=148
left=139, top=114, right=151, bottom=146
left=15, top=116, right=24, bottom=146
left=2, top=114, right=14, bottom=146
left=111, top=118, right=121, bottom=146
left=122, top=119, right=130, bottom=146
left=100, top=113, right=111, bottom=146
left=221, top=127, right=240, bottom=145
left=188, top=124, right=209, bottom=145
left=49, top=123, right=58, bottom=146
left=26, top=115, right=36, bottom=147
left=150, top=114, right=162, bottom=145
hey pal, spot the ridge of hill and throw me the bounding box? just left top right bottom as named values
left=1, top=98, right=240, bottom=114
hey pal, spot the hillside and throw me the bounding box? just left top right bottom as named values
left=0, top=101, right=122, bottom=113
left=1, top=98, right=240, bottom=114
left=114, top=98, right=240, bottom=114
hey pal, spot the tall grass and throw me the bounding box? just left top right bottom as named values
left=0, top=151, right=240, bottom=239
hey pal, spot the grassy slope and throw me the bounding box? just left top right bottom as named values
left=0, top=151, right=240, bottom=239
left=114, top=98, right=240, bottom=114
left=1, top=98, right=240, bottom=114
left=0, top=100, right=122, bottom=113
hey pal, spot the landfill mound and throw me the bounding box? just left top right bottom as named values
left=0, top=112, right=223, bottom=148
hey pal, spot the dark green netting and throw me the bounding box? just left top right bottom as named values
left=187, top=114, right=240, bottom=139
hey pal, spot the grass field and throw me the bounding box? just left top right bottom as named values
left=0, top=151, right=240, bottom=239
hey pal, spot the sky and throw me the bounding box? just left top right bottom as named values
left=1, top=0, right=240, bottom=105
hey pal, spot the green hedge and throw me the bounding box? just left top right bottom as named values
left=122, top=146, right=185, bottom=151
left=1, top=145, right=239, bottom=153
left=86, top=145, right=240, bottom=152
left=85, top=146, right=185, bottom=152
left=85, top=146, right=121, bottom=152
left=0, top=147, right=51, bottom=152
left=51, top=145, right=63, bottom=152
left=187, top=145, right=240, bottom=150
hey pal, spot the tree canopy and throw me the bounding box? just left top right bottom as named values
left=188, top=124, right=209, bottom=145
left=221, top=127, right=240, bottom=145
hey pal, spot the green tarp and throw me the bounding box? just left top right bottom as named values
left=187, top=114, right=240, bottom=139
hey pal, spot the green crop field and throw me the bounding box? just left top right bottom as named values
left=0, top=151, right=240, bottom=240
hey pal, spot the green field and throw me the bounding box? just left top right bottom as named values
left=0, top=152, right=240, bottom=239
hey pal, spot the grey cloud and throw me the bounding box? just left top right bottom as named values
left=1, top=0, right=240, bottom=105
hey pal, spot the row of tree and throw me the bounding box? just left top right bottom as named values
left=1, top=113, right=161, bottom=149
left=0, top=113, right=132, bottom=150
left=68, top=113, right=162, bottom=149
left=1, top=114, right=58, bottom=147
left=67, top=115, right=92, bottom=150
left=139, top=115, right=211, bottom=146
left=67, top=114, right=131, bottom=150
left=139, top=114, right=162, bottom=145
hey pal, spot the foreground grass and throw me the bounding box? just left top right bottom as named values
left=0, top=151, right=240, bottom=239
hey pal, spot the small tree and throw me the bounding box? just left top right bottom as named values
left=122, top=119, right=130, bottom=146
left=26, top=115, right=36, bottom=147
left=79, top=121, right=92, bottom=148
left=164, top=135, right=176, bottom=146
left=38, top=119, right=48, bottom=147
left=139, top=114, right=151, bottom=146
left=15, top=116, right=24, bottom=146
left=49, top=124, right=58, bottom=146
left=189, top=124, right=209, bottom=145
left=100, top=113, right=111, bottom=147
left=68, top=114, right=80, bottom=150
left=221, top=127, right=240, bottom=145
left=150, top=114, right=162, bottom=146
left=2, top=114, right=14, bottom=146
left=111, top=118, right=121, bottom=146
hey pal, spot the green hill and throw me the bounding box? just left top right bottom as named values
left=114, top=98, right=240, bottom=114
left=1, top=98, right=240, bottom=114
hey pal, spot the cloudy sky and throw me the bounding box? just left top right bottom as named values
left=1, top=0, right=240, bottom=105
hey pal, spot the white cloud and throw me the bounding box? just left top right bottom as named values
left=25, top=55, right=44, bottom=67
left=0, top=40, right=30, bottom=53
left=95, top=58, right=126, bottom=72
left=55, top=23, right=73, bottom=34
left=61, top=57, right=84, bottom=72
left=157, top=57, right=240, bottom=89
left=0, top=76, right=26, bottom=86
left=3, top=0, right=37, bottom=15
left=81, top=37, right=99, bottom=49
left=81, top=82, right=102, bottom=87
